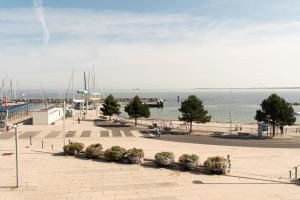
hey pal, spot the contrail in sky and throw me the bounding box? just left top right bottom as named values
left=33, top=0, right=50, bottom=45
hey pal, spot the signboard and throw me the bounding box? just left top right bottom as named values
left=262, top=124, right=268, bottom=132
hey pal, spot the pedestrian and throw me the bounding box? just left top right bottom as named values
left=155, top=127, right=161, bottom=137
left=78, top=117, right=80, bottom=124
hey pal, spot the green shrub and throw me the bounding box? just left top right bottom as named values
left=203, top=156, right=228, bottom=174
left=127, top=148, right=144, bottom=164
left=179, top=154, right=199, bottom=170
left=63, top=142, right=85, bottom=156
left=104, top=146, right=127, bottom=162
left=155, top=152, right=175, bottom=167
left=85, top=143, right=103, bottom=159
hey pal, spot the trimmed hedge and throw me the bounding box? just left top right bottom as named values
left=127, top=148, right=144, bottom=164
left=179, top=154, right=199, bottom=170
left=104, top=146, right=127, bottom=162
left=63, top=142, right=84, bottom=156
left=85, top=143, right=103, bottom=159
left=61, top=143, right=230, bottom=175
left=155, top=152, right=175, bottom=167
left=203, top=156, right=228, bottom=174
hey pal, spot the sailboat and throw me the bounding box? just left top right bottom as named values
left=73, top=68, right=101, bottom=111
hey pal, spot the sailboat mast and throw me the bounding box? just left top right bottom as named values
left=15, top=80, right=18, bottom=100
left=88, top=70, right=90, bottom=97
left=0, top=78, right=4, bottom=100
left=10, top=79, right=13, bottom=101
left=93, top=65, right=95, bottom=91
left=71, top=70, right=74, bottom=100
left=84, top=72, right=88, bottom=115
left=84, top=72, right=87, bottom=91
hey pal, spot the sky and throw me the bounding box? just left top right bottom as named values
left=1, top=0, right=300, bottom=90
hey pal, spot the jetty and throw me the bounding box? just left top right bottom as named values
left=12, top=97, right=164, bottom=108
left=113, top=98, right=164, bottom=108
left=14, top=98, right=73, bottom=104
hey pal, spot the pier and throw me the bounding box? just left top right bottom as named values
left=0, top=103, right=34, bottom=127
left=13, top=97, right=164, bottom=108
left=14, top=98, right=73, bottom=104
left=114, top=98, right=164, bottom=108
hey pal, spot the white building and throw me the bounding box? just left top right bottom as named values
left=32, top=107, right=63, bottom=125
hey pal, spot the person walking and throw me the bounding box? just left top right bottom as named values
left=77, top=117, right=80, bottom=124
left=155, top=126, right=161, bottom=137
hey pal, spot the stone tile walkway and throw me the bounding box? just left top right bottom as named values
left=1, top=119, right=300, bottom=199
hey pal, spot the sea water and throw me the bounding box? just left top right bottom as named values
left=21, top=88, right=300, bottom=123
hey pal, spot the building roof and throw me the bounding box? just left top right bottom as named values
left=0, top=103, right=33, bottom=113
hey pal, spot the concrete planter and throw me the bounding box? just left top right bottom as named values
left=128, top=156, right=143, bottom=164
left=156, top=158, right=174, bottom=167
left=181, top=160, right=199, bottom=170
left=206, top=167, right=227, bottom=175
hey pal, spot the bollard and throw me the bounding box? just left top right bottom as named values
left=227, top=155, right=231, bottom=173
left=289, top=170, right=292, bottom=179
left=29, top=136, right=32, bottom=146
left=227, top=155, right=231, bottom=162
left=51, top=145, right=54, bottom=150
left=295, top=167, right=298, bottom=179
left=68, top=139, right=71, bottom=144
left=42, top=140, right=44, bottom=149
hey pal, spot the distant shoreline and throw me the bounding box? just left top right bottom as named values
left=194, top=87, right=300, bottom=90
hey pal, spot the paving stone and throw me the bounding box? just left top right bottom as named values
left=81, top=130, right=91, bottom=137
left=100, top=130, right=109, bottom=137
left=19, top=131, right=40, bottom=139
left=123, top=130, right=134, bottom=137
left=0, top=133, right=14, bottom=139
left=65, top=131, right=76, bottom=138
left=1, top=116, right=300, bottom=200
left=112, top=130, right=122, bottom=137
left=45, top=131, right=60, bottom=138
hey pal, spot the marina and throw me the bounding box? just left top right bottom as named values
left=13, top=97, right=164, bottom=108
left=2, top=1, right=300, bottom=199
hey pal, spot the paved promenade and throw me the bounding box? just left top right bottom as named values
left=1, top=118, right=300, bottom=199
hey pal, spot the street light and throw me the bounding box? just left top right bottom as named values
left=63, top=100, right=66, bottom=146
left=9, top=123, right=23, bottom=188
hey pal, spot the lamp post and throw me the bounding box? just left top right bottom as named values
left=11, top=123, right=23, bottom=188
left=63, top=100, right=66, bottom=146
left=229, top=111, right=233, bottom=135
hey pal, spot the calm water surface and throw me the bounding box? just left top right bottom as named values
left=22, top=89, right=300, bottom=123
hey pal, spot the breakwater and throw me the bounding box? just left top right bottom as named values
left=13, top=97, right=164, bottom=108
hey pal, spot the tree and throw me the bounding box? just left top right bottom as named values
left=255, top=93, right=296, bottom=137
left=100, top=94, right=121, bottom=120
left=124, top=95, right=150, bottom=126
left=179, top=95, right=211, bottom=133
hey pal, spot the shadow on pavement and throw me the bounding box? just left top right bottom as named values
left=211, top=134, right=273, bottom=140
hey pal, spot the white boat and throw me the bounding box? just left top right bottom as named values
left=295, top=112, right=300, bottom=116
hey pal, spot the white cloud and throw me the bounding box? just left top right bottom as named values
left=33, top=0, right=50, bottom=45
left=0, top=8, right=300, bottom=89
